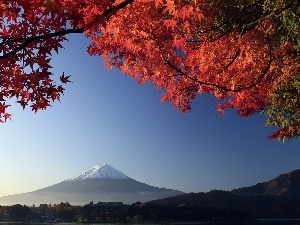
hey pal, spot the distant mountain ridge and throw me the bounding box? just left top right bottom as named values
left=231, top=169, right=300, bottom=197
left=0, top=164, right=183, bottom=206
left=151, top=169, right=300, bottom=218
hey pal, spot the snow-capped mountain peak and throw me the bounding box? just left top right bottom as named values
left=68, top=164, right=130, bottom=181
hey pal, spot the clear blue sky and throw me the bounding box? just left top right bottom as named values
left=0, top=34, right=299, bottom=197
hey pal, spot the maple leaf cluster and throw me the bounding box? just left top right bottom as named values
left=0, top=0, right=299, bottom=141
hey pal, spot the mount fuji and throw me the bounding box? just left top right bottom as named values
left=0, top=164, right=183, bottom=205
left=68, top=164, right=130, bottom=180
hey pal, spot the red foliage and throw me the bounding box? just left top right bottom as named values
left=0, top=0, right=298, bottom=140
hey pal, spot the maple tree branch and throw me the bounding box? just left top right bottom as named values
left=216, top=0, right=264, bottom=37
left=184, top=0, right=265, bottom=41
left=0, top=28, right=84, bottom=60
left=152, top=32, right=230, bottom=90
left=0, top=0, right=135, bottom=60
left=0, top=37, right=27, bottom=45
left=236, top=35, right=273, bottom=91
left=188, top=0, right=297, bottom=42
left=103, top=0, right=134, bottom=21
left=213, top=34, right=273, bottom=92
left=220, top=49, right=241, bottom=72
left=241, top=0, right=298, bottom=30
left=152, top=31, right=272, bottom=93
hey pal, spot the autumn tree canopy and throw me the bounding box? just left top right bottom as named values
left=0, top=0, right=299, bottom=141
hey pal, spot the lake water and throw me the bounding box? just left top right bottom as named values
left=169, top=221, right=300, bottom=225
left=2, top=221, right=300, bottom=225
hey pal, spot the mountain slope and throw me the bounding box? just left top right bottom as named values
left=0, top=164, right=183, bottom=205
left=150, top=190, right=300, bottom=218
left=151, top=169, right=300, bottom=218
left=231, top=169, right=300, bottom=197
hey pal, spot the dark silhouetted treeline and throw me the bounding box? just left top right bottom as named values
left=0, top=201, right=251, bottom=223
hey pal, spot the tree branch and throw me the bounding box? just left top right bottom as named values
left=0, top=0, right=135, bottom=60
left=104, top=0, right=134, bottom=21
left=241, top=0, right=298, bottom=31
left=152, top=32, right=272, bottom=93
left=0, top=28, right=84, bottom=60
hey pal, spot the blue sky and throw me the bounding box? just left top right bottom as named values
left=0, top=34, right=299, bottom=198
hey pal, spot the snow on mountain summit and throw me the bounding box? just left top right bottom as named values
left=68, top=164, right=130, bottom=180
